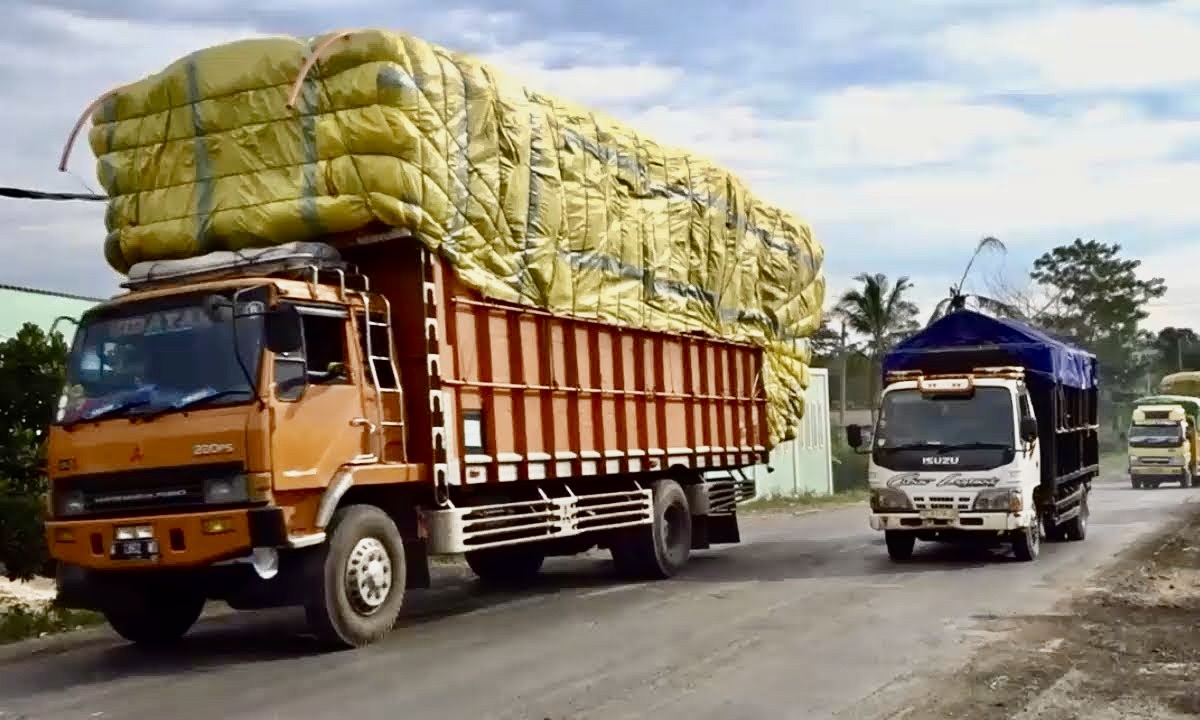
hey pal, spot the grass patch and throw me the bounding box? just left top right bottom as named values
left=739, top=488, right=869, bottom=514
left=0, top=604, right=103, bottom=645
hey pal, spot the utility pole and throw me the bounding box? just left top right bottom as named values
left=839, top=321, right=848, bottom=428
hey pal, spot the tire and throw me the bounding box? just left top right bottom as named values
left=1061, top=489, right=1089, bottom=542
left=884, top=531, right=916, bottom=562
left=304, top=504, right=406, bottom=649
left=1011, top=516, right=1041, bottom=562
left=610, top=479, right=692, bottom=579
left=103, top=587, right=205, bottom=648
left=1131, top=477, right=1142, bottom=489
left=465, top=545, right=546, bottom=587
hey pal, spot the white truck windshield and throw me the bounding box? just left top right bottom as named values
left=876, top=387, right=1015, bottom=449
left=1128, top=424, right=1183, bottom=446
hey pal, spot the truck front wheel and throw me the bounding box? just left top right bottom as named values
left=304, top=504, right=407, bottom=649
left=466, top=546, right=545, bottom=586
left=610, top=478, right=692, bottom=579
left=884, top=531, right=916, bottom=562
left=1011, top=517, right=1041, bottom=561
left=103, top=587, right=205, bottom=648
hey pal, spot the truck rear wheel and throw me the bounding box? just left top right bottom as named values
left=1061, top=489, right=1089, bottom=542
left=1011, top=516, right=1041, bottom=561
left=103, top=587, right=205, bottom=648
left=884, top=531, right=915, bottom=562
left=610, top=478, right=692, bottom=579
left=304, top=504, right=406, bottom=649
left=466, top=545, right=545, bottom=586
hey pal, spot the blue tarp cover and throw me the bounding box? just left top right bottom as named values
left=883, top=309, right=1097, bottom=390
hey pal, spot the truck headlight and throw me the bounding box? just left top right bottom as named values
left=203, top=475, right=249, bottom=504
left=973, top=488, right=1022, bottom=512
left=57, top=490, right=86, bottom=516
left=870, top=488, right=913, bottom=512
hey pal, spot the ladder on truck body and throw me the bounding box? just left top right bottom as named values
left=353, top=290, right=406, bottom=463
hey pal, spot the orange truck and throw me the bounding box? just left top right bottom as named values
left=46, top=233, right=767, bottom=648
left=44, top=29, right=822, bottom=650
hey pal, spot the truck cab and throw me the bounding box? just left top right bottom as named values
left=1127, top=401, right=1199, bottom=489
left=850, top=367, right=1047, bottom=561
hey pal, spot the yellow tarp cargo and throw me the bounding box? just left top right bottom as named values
left=87, top=29, right=825, bottom=444
left=1160, top=372, right=1200, bottom=397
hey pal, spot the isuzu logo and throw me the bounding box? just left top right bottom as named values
left=922, top=455, right=960, bottom=466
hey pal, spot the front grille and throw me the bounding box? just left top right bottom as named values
left=54, top=462, right=244, bottom=518
left=1138, top=457, right=1173, bottom=465
left=911, top=494, right=972, bottom=511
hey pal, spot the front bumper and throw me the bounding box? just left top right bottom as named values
left=870, top=511, right=1025, bottom=533
left=1130, top=465, right=1186, bottom=477
left=46, top=506, right=286, bottom=570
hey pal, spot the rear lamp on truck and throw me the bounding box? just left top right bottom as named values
left=870, top=488, right=913, bottom=511
left=203, top=475, right=249, bottom=504
left=972, top=489, right=1021, bottom=512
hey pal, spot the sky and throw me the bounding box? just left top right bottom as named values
left=1, top=0, right=1198, bottom=330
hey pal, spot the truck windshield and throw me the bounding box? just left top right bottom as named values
left=1128, top=424, right=1183, bottom=447
left=875, top=387, right=1015, bottom=449
left=57, top=294, right=265, bottom=425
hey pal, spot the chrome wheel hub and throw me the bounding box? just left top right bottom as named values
left=345, top=537, right=392, bottom=615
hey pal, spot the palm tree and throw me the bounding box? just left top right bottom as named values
left=926, top=236, right=1027, bottom=325
left=835, top=273, right=920, bottom=421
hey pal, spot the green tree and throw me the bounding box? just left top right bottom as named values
left=0, top=323, right=68, bottom=580
left=835, top=273, right=920, bottom=419
left=1030, top=239, right=1166, bottom=391
left=1153, top=327, right=1200, bottom=376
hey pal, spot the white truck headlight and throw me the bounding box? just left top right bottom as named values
left=870, top=488, right=913, bottom=512
left=57, top=490, right=86, bottom=516
left=973, top=488, right=1021, bottom=512
left=203, top=475, right=249, bottom=504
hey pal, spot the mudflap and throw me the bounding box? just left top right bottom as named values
left=404, top=537, right=431, bottom=590
left=708, top=513, right=742, bottom=545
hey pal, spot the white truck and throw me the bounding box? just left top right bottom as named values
left=846, top=309, right=1100, bottom=562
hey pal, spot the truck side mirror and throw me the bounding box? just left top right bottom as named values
left=846, top=424, right=864, bottom=449
left=265, top=305, right=303, bottom=354
left=1020, top=416, right=1038, bottom=443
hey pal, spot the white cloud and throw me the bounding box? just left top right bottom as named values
left=935, top=1, right=1200, bottom=93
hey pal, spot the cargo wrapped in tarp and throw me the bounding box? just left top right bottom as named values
left=1159, top=372, right=1200, bottom=398
left=1133, top=395, right=1200, bottom=424
left=884, top=309, right=1097, bottom=390
left=84, top=29, right=824, bottom=444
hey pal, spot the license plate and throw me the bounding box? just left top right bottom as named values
left=920, top=508, right=959, bottom=521
left=110, top=538, right=159, bottom=561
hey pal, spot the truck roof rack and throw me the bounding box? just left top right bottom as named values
left=122, top=241, right=351, bottom=291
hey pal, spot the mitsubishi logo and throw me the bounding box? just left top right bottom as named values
left=129, top=444, right=144, bottom=463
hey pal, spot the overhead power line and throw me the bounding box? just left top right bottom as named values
left=0, top=186, right=106, bottom=202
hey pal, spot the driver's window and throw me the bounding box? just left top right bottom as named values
left=1019, top=393, right=1034, bottom=422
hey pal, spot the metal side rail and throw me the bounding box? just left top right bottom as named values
left=423, top=487, right=654, bottom=554
left=705, top=469, right=757, bottom=515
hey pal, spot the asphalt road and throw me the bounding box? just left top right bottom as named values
left=0, top=474, right=1195, bottom=720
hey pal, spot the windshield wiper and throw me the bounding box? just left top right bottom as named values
left=882, top=442, right=946, bottom=450
left=64, top=397, right=153, bottom=428
left=937, top=442, right=1012, bottom=451
left=138, top=388, right=251, bottom=421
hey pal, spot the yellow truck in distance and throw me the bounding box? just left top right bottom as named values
left=1127, top=395, right=1200, bottom=489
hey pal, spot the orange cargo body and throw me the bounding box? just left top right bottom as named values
left=338, top=235, right=770, bottom=493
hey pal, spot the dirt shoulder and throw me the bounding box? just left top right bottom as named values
left=901, top=507, right=1200, bottom=719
